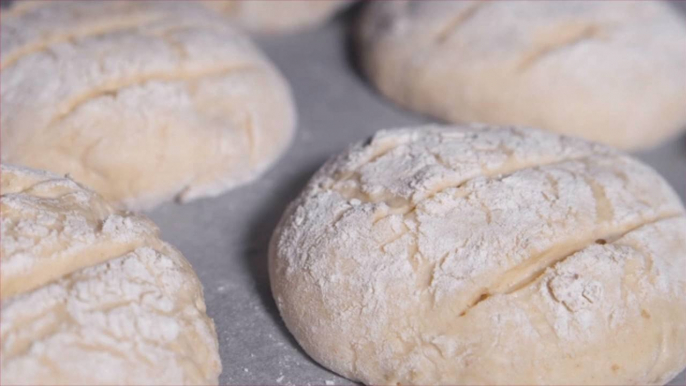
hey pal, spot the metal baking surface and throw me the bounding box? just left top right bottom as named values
left=2, top=0, right=683, bottom=384
left=147, top=5, right=686, bottom=385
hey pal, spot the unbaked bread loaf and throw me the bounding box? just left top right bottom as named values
left=1, top=0, right=296, bottom=210
left=0, top=164, right=222, bottom=385
left=270, top=125, right=686, bottom=385
left=357, top=1, right=686, bottom=150
left=200, top=0, right=352, bottom=34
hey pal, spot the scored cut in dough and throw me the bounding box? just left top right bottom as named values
left=1, top=0, right=296, bottom=210
left=270, top=125, right=686, bottom=385
left=0, top=164, right=222, bottom=385
left=200, top=0, right=353, bottom=34
left=357, top=1, right=686, bottom=150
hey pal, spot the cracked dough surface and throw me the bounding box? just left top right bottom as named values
left=0, top=164, right=222, bottom=385
left=357, top=1, right=686, bottom=150
left=0, top=0, right=296, bottom=210
left=200, top=0, right=352, bottom=34
left=269, top=125, right=686, bottom=385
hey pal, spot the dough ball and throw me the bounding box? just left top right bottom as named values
left=270, top=125, right=686, bottom=385
left=200, top=0, right=352, bottom=34
left=357, top=1, right=686, bottom=150
left=1, top=1, right=296, bottom=210
left=0, top=164, right=221, bottom=385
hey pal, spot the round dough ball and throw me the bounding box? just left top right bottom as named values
left=1, top=1, right=296, bottom=210
left=270, top=125, right=686, bottom=385
left=200, top=0, right=352, bottom=34
left=357, top=1, right=686, bottom=150
left=0, top=164, right=221, bottom=385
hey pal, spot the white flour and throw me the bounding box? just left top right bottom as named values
left=270, top=125, right=686, bottom=385
left=0, top=164, right=222, bottom=384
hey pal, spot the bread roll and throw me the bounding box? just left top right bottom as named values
left=1, top=1, right=296, bottom=210
left=270, top=125, right=686, bottom=385
left=1, top=164, right=221, bottom=385
left=357, top=1, right=686, bottom=150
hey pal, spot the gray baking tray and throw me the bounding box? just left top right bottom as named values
left=146, top=4, right=686, bottom=385
left=1, top=0, right=683, bottom=384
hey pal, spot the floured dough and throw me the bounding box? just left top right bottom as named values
left=201, top=0, right=352, bottom=34
left=270, top=125, right=686, bottom=385
left=1, top=0, right=296, bottom=210
left=357, top=1, right=686, bottom=150
left=0, top=164, right=222, bottom=385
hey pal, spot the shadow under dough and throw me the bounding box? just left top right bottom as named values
left=241, top=165, right=321, bottom=360
left=340, top=0, right=368, bottom=83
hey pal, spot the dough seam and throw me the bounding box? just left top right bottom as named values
left=517, top=24, right=604, bottom=72
left=434, top=2, right=489, bottom=44
left=495, top=211, right=682, bottom=294
left=333, top=152, right=598, bottom=210
left=1, top=14, right=161, bottom=70
left=48, top=65, right=255, bottom=128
